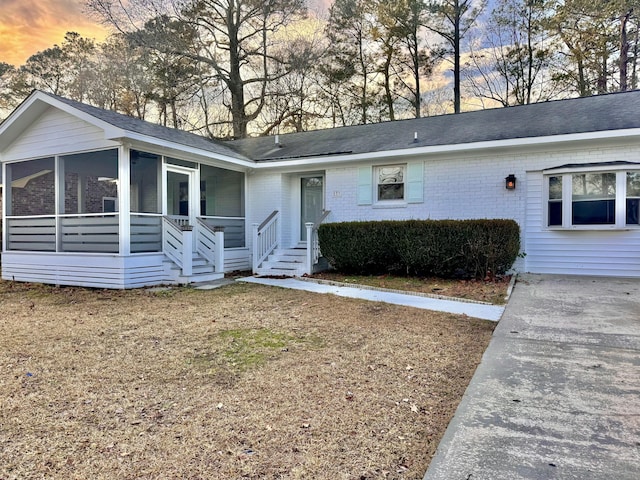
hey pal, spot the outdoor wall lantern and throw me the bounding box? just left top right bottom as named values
left=505, top=174, right=517, bottom=190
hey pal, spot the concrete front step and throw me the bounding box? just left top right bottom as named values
left=254, top=267, right=307, bottom=277
left=273, top=248, right=307, bottom=257
left=261, top=259, right=304, bottom=269
left=174, top=271, right=225, bottom=284
left=255, top=248, right=309, bottom=277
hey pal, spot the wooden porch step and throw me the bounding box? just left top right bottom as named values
left=163, top=252, right=222, bottom=284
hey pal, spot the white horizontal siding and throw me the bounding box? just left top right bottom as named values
left=1, top=252, right=168, bottom=289
left=3, top=106, right=118, bottom=161
left=525, top=171, right=640, bottom=277
left=224, top=248, right=250, bottom=272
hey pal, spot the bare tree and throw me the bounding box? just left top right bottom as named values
left=465, top=0, right=557, bottom=106
left=88, top=0, right=306, bottom=138
left=372, top=0, right=433, bottom=120
left=426, top=0, right=486, bottom=113
left=324, top=0, right=379, bottom=125
left=92, top=34, right=154, bottom=119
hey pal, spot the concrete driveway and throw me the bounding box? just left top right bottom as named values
left=424, top=274, right=640, bottom=480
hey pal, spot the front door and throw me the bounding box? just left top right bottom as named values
left=300, top=176, right=324, bottom=242
left=165, top=166, right=198, bottom=228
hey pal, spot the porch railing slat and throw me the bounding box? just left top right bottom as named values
left=252, top=210, right=279, bottom=272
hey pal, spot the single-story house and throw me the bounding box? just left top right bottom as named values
left=1, top=90, right=640, bottom=288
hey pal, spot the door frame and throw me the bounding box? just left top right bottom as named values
left=292, top=173, right=325, bottom=246
left=163, top=163, right=200, bottom=226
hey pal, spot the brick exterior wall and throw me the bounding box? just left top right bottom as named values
left=9, top=172, right=118, bottom=216
left=11, top=172, right=56, bottom=216
left=247, top=141, right=640, bottom=276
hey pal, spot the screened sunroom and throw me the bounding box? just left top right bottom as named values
left=2, top=147, right=249, bottom=288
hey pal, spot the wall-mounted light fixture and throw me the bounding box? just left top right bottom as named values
left=505, top=174, right=516, bottom=190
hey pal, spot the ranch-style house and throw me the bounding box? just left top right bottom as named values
left=1, top=90, right=640, bottom=288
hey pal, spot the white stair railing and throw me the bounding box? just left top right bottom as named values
left=162, top=216, right=193, bottom=276
left=306, top=210, right=331, bottom=274
left=196, top=218, right=225, bottom=272
left=252, top=210, right=280, bottom=273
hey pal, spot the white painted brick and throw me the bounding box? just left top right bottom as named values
left=246, top=141, right=640, bottom=277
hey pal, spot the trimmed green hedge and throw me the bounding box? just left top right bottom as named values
left=318, top=219, right=520, bottom=279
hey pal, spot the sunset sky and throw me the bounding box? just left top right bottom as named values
left=0, top=0, right=333, bottom=67
left=0, top=0, right=110, bottom=66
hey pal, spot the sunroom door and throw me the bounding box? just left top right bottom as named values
left=165, top=166, right=198, bottom=228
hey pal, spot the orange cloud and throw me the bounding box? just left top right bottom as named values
left=0, top=0, right=109, bottom=66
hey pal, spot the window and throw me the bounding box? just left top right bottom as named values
left=376, top=165, right=405, bottom=201
left=61, top=150, right=118, bottom=214
left=200, top=165, right=244, bottom=217
left=130, top=150, right=161, bottom=214
left=545, top=168, right=640, bottom=228
left=7, top=157, right=55, bottom=216
left=571, top=172, right=616, bottom=225
left=357, top=162, right=423, bottom=206
left=627, top=172, right=640, bottom=225
left=548, top=176, right=562, bottom=226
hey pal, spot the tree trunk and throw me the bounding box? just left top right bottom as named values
left=453, top=1, right=461, bottom=113
left=619, top=10, right=632, bottom=92
left=412, top=32, right=421, bottom=118
left=383, top=45, right=395, bottom=121
left=227, top=13, right=247, bottom=139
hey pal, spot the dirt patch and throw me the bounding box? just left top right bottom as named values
left=310, top=272, right=511, bottom=305
left=0, top=280, right=494, bottom=479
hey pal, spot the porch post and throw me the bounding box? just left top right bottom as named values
left=182, top=226, right=193, bottom=276
left=55, top=156, right=63, bottom=252
left=252, top=223, right=259, bottom=272
left=1, top=163, right=9, bottom=251
left=305, top=222, right=314, bottom=274
left=118, top=146, right=131, bottom=255
left=213, top=226, right=225, bottom=273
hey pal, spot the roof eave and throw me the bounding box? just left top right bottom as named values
left=115, top=132, right=255, bottom=168
left=252, top=128, right=640, bottom=169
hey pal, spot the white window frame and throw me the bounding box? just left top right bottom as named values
left=543, top=165, right=640, bottom=230
left=374, top=164, right=406, bottom=205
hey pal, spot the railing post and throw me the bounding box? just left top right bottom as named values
left=252, top=223, right=260, bottom=273
left=182, top=226, right=193, bottom=276
left=214, top=226, right=225, bottom=273
left=305, top=222, right=314, bottom=275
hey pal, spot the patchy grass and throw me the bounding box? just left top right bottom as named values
left=0, top=280, right=494, bottom=479
left=310, top=272, right=511, bottom=305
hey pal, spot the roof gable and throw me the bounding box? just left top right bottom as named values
left=0, top=91, right=250, bottom=163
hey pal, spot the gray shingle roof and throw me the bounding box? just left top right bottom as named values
left=43, top=92, right=249, bottom=161
left=227, top=91, right=640, bottom=161
left=42, top=90, right=640, bottom=164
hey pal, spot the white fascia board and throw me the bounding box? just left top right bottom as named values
left=251, top=128, right=640, bottom=170
left=113, top=132, right=256, bottom=169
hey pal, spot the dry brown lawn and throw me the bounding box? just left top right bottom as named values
left=0, top=279, right=494, bottom=480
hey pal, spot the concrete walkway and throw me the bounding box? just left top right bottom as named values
left=237, top=276, right=505, bottom=321
left=424, top=274, right=640, bottom=480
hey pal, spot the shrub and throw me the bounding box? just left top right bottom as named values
left=318, top=219, right=520, bottom=279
